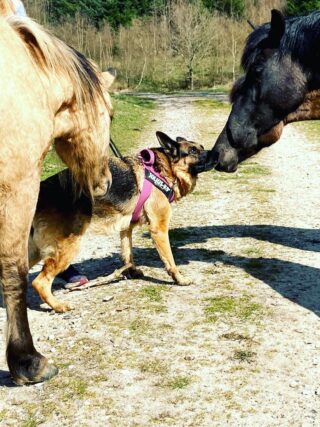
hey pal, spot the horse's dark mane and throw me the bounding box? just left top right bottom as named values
left=242, top=11, right=320, bottom=71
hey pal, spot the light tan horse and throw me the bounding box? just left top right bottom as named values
left=0, top=2, right=113, bottom=385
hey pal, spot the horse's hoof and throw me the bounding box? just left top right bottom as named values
left=10, top=355, right=58, bottom=385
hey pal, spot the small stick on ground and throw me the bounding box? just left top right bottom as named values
left=65, top=263, right=133, bottom=291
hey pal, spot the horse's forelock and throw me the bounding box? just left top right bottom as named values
left=241, top=24, right=270, bottom=70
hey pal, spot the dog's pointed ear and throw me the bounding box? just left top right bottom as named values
left=176, top=137, right=185, bottom=143
left=156, top=131, right=179, bottom=156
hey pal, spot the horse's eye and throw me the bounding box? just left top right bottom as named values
left=188, top=147, right=198, bottom=155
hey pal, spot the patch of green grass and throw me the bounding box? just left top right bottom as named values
left=252, top=187, right=276, bottom=193
left=22, top=417, right=39, bottom=427
left=293, top=121, right=320, bottom=143
left=129, top=318, right=150, bottom=334
left=64, top=378, right=94, bottom=399
left=139, top=285, right=168, bottom=313
left=165, top=376, right=192, bottom=390
left=41, top=148, right=66, bottom=180
left=193, top=98, right=229, bottom=110
left=41, top=94, right=155, bottom=180
left=239, top=162, right=270, bottom=177
left=111, top=94, right=156, bottom=155
left=140, top=285, right=164, bottom=303
left=0, top=411, right=7, bottom=423
left=204, top=296, right=263, bottom=323
left=233, top=349, right=256, bottom=363
left=211, top=170, right=240, bottom=181
left=139, top=359, right=168, bottom=375
left=40, top=402, right=57, bottom=419
left=242, top=247, right=264, bottom=257
left=220, top=332, right=252, bottom=342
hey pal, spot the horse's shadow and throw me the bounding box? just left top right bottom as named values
left=168, top=224, right=320, bottom=252
left=0, top=370, right=17, bottom=387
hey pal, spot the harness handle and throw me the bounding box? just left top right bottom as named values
left=139, top=149, right=155, bottom=166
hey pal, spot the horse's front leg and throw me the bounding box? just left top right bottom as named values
left=0, top=176, right=58, bottom=385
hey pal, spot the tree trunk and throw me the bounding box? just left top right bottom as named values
left=188, top=65, right=194, bottom=91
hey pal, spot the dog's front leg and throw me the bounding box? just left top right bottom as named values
left=120, top=228, right=144, bottom=279
left=149, top=226, right=191, bottom=286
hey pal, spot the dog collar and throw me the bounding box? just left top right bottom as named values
left=131, top=149, right=174, bottom=223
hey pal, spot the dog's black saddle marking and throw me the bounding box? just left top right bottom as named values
left=102, top=158, right=138, bottom=206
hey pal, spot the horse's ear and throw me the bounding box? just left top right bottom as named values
left=156, top=131, right=179, bottom=156
left=268, top=9, right=285, bottom=48
left=101, top=68, right=117, bottom=90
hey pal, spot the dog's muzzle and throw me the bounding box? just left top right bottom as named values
left=191, top=150, right=218, bottom=174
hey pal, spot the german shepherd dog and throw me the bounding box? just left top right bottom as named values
left=29, top=132, right=212, bottom=312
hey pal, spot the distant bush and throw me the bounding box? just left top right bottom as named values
left=286, top=0, right=320, bottom=16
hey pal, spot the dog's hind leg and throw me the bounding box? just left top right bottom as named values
left=32, top=237, right=81, bottom=312
left=32, top=262, right=72, bottom=313
left=120, top=228, right=144, bottom=279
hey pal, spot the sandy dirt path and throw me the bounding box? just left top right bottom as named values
left=0, top=95, right=319, bottom=426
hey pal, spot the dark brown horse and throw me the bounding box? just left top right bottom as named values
left=210, top=9, right=320, bottom=171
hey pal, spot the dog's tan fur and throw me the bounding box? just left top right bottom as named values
left=29, top=132, right=211, bottom=313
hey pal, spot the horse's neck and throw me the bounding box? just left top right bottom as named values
left=0, top=0, right=14, bottom=16
left=285, top=90, right=320, bottom=124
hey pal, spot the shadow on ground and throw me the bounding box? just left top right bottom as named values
left=169, top=224, right=320, bottom=252
left=0, top=370, right=18, bottom=388
left=4, top=223, right=317, bottom=315
left=53, top=225, right=319, bottom=315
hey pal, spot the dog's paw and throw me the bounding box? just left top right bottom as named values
left=123, top=267, right=144, bottom=280
left=175, top=275, right=192, bottom=286
left=52, top=301, right=74, bottom=313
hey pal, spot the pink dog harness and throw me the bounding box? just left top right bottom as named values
left=131, top=149, right=174, bottom=223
